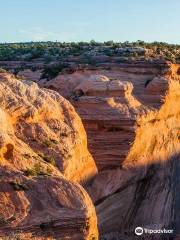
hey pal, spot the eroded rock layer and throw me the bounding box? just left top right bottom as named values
left=44, top=62, right=180, bottom=172
left=72, top=75, right=148, bottom=171
left=0, top=73, right=98, bottom=239
left=45, top=61, right=175, bottom=108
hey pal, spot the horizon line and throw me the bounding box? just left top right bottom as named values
left=0, top=40, right=180, bottom=45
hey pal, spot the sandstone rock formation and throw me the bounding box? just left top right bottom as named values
left=0, top=73, right=98, bottom=239
left=43, top=61, right=180, bottom=239
left=44, top=61, right=171, bottom=107
left=0, top=169, right=98, bottom=240
left=72, top=75, right=148, bottom=171
left=43, top=62, right=176, bottom=172
left=1, top=60, right=180, bottom=239
left=0, top=72, right=97, bottom=183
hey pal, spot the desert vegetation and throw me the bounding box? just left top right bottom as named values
left=0, top=41, right=179, bottom=63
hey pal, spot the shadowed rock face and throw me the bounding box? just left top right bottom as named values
left=0, top=73, right=98, bottom=239
left=88, top=79, right=180, bottom=239
left=95, top=157, right=180, bottom=240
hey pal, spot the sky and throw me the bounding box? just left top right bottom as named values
left=0, top=0, right=180, bottom=43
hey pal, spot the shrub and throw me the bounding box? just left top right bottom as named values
left=24, top=168, right=37, bottom=176
left=37, top=151, right=56, bottom=166
left=43, top=139, right=58, bottom=148
left=24, top=163, right=53, bottom=177
left=0, top=215, right=8, bottom=225
left=23, top=153, right=31, bottom=158
left=60, top=132, right=68, bottom=137
left=43, top=155, right=56, bottom=166
left=46, top=167, right=53, bottom=176
left=0, top=68, right=7, bottom=73
left=9, top=182, right=29, bottom=191
left=0, top=233, right=22, bottom=240
left=50, top=139, right=58, bottom=144
left=41, top=63, right=69, bottom=80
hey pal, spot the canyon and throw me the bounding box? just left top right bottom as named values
left=0, top=59, right=180, bottom=240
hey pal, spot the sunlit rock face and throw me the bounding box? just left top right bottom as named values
left=46, top=72, right=150, bottom=171
left=0, top=72, right=97, bottom=183
left=72, top=75, right=148, bottom=171
left=44, top=62, right=179, bottom=172
left=44, top=61, right=172, bottom=108
left=0, top=73, right=98, bottom=239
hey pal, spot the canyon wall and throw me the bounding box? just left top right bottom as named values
left=45, top=62, right=179, bottom=171
left=89, top=79, right=180, bottom=239
left=44, top=61, right=180, bottom=239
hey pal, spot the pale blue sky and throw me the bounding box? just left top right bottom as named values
left=0, top=0, right=180, bottom=43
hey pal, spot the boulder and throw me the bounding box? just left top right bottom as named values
left=0, top=73, right=98, bottom=239
left=0, top=168, right=98, bottom=240
left=0, top=73, right=97, bottom=183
